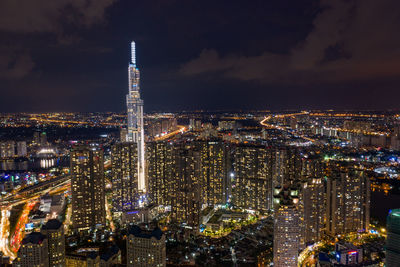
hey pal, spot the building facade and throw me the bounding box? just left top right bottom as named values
left=326, top=162, right=370, bottom=236
left=41, top=219, right=65, bottom=267
left=273, top=186, right=300, bottom=267
left=233, top=144, right=273, bottom=211
left=71, top=145, right=106, bottom=230
left=127, top=226, right=166, bottom=267
left=111, top=142, right=139, bottom=211
left=147, top=141, right=174, bottom=207
left=386, top=209, right=400, bottom=266
left=126, top=41, right=145, bottom=193
left=14, top=232, right=49, bottom=267
left=299, top=177, right=325, bottom=245
left=170, top=145, right=202, bottom=229
left=196, top=140, right=229, bottom=206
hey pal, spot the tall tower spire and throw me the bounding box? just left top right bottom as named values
left=131, top=41, right=136, bottom=65
left=126, top=41, right=146, bottom=195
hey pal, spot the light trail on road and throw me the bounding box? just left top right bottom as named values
left=154, top=125, right=186, bottom=141
left=0, top=175, right=71, bottom=260
left=260, top=114, right=316, bottom=143
left=10, top=202, right=36, bottom=253
left=0, top=208, right=15, bottom=259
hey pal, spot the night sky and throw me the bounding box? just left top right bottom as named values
left=1, top=0, right=400, bottom=112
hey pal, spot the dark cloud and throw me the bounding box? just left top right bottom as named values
left=180, top=0, right=400, bottom=86
left=0, top=46, right=35, bottom=79
left=0, top=0, right=117, bottom=33
left=0, top=0, right=117, bottom=80
left=0, top=0, right=399, bottom=112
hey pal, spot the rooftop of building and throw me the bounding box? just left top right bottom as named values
left=67, top=251, right=98, bottom=260
left=128, top=225, right=163, bottom=240
left=100, top=245, right=120, bottom=262
left=21, top=232, right=46, bottom=245
left=42, top=219, right=63, bottom=230
left=387, top=209, right=400, bottom=232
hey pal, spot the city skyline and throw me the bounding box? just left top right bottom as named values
left=1, top=0, right=400, bottom=112
left=0, top=1, right=398, bottom=266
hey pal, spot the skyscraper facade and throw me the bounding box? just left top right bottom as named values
left=326, top=162, right=370, bottom=236
left=233, top=144, right=273, bottom=211
left=41, top=219, right=65, bottom=267
left=196, top=140, right=229, bottom=206
left=170, top=145, right=202, bottom=229
left=299, top=177, right=325, bottom=245
left=147, top=141, right=174, bottom=207
left=386, top=209, right=400, bottom=266
left=126, top=41, right=145, bottom=193
left=127, top=226, right=166, bottom=267
left=14, top=232, right=49, bottom=267
left=71, top=145, right=106, bottom=230
left=273, top=186, right=300, bottom=267
left=111, top=142, right=139, bottom=211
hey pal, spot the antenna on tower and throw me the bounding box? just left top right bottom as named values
left=131, top=41, right=136, bottom=65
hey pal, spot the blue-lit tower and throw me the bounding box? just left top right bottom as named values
left=126, top=41, right=146, bottom=193
left=386, top=209, right=400, bottom=266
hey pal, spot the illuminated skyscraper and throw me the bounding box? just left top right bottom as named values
left=170, top=145, right=202, bottom=229
left=326, top=162, right=370, bottom=236
left=386, top=209, right=400, bottom=266
left=273, top=186, right=300, bottom=267
left=111, top=143, right=139, bottom=211
left=147, top=141, right=174, bottom=206
left=126, top=41, right=145, bottom=192
left=272, top=146, right=302, bottom=188
left=71, top=145, right=106, bottom=230
left=299, top=177, right=325, bottom=245
left=41, top=219, right=65, bottom=267
left=196, top=140, right=229, bottom=206
left=233, top=144, right=273, bottom=211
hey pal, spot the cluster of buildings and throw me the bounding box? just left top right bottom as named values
left=0, top=141, right=27, bottom=158
left=14, top=218, right=165, bottom=267
left=7, top=42, right=400, bottom=267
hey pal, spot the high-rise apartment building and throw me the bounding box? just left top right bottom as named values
left=40, top=132, right=47, bottom=146
left=233, top=144, right=273, bottom=211
left=326, top=162, right=370, bottom=236
left=147, top=141, right=174, bottom=207
left=16, top=141, right=27, bottom=157
left=148, top=140, right=229, bottom=210
left=120, top=128, right=128, bottom=142
left=14, top=232, right=49, bottom=267
left=71, top=145, right=106, bottom=230
left=126, top=41, right=145, bottom=193
left=41, top=219, right=65, bottom=267
left=273, top=186, right=301, bottom=267
left=33, top=131, right=40, bottom=146
left=0, top=141, right=15, bottom=158
left=196, top=140, right=229, bottom=206
left=299, top=177, right=325, bottom=245
left=127, top=226, right=166, bottom=267
left=386, top=209, right=400, bottom=266
left=170, top=145, right=202, bottom=229
left=272, top=146, right=302, bottom=188
left=111, top=142, right=139, bottom=212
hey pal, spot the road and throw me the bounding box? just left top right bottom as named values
left=0, top=176, right=71, bottom=259
left=154, top=125, right=186, bottom=141
left=260, top=113, right=316, bottom=143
